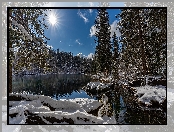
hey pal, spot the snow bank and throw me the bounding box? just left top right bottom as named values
left=134, top=85, right=166, bottom=107
left=61, top=98, right=102, bottom=113
left=35, top=110, right=106, bottom=124
left=9, top=100, right=51, bottom=124
left=9, top=94, right=116, bottom=124
left=9, top=93, right=84, bottom=113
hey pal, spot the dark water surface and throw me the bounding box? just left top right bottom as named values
left=12, top=74, right=93, bottom=99
left=12, top=74, right=166, bottom=124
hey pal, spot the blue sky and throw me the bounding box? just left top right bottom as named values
left=44, top=8, right=122, bottom=57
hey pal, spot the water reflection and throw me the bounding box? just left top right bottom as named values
left=12, top=74, right=91, bottom=99
left=53, top=90, right=94, bottom=100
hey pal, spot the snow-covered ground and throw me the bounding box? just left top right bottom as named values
left=8, top=93, right=116, bottom=124
left=134, top=85, right=166, bottom=108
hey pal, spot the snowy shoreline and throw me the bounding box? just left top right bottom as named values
left=84, top=79, right=166, bottom=111
left=119, top=83, right=167, bottom=112
left=8, top=93, right=116, bottom=124
left=134, top=85, right=166, bottom=107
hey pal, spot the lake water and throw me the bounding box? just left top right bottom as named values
left=12, top=74, right=93, bottom=100
left=12, top=74, right=166, bottom=124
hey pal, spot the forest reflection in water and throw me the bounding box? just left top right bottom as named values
left=12, top=74, right=91, bottom=99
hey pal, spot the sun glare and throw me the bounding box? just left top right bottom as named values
left=46, top=9, right=61, bottom=30
left=49, top=13, right=57, bottom=26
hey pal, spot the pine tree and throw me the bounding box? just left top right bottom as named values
left=94, top=8, right=112, bottom=75
left=116, top=9, right=143, bottom=81
left=143, top=9, right=167, bottom=76
left=112, top=32, right=120, bottom=81
left=9, top=8, right=50, bottom=93
left=117, top=8, right=167, bottom=78
left=91, top=54, right=98, bottom=74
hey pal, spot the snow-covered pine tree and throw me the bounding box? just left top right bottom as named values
left=94, top=8, right=112, bottom=75
left=116, top=9, right=143, bottom=82
left=124, top=2, right=170, bottom=80
left=142, top=8, right=167, bottom=76
left=112, top=32, right=120, bottom=81
left=117, top=8, right=166, bottom=80
left=9, top=8, right=50, bottom=93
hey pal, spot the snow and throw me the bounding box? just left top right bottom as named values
left=36, top=110, right=106, bottom=124
left=101, top=94, right=108, bottom=106
left=61, top=98, right=102, bottom=113
left=145, top=75, right=149, bottom=85
left=87, top=82, right=113, bottom=90
left=10, top=17, right=47, bottom=48
left=134, top=85, right=166, bottom=106
left=9, top=94, right=116, bottom=124
left=87, top=82, right=101, bottom=88
left=10, top=93, right=85, bottom=113
left=91, top=74, right=114, bottom=82
left=101, top=75, right=114, bottom=82
left=11, top=18, right=32, bottom=41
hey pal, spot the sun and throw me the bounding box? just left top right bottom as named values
left=49, top=13, right=57, bottom=26
left=46, top=9, right=61, bottom=30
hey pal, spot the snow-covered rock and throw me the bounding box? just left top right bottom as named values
left=62, top=98, right=103, bottom=113
left=134, top=85, right=166, bottom=108
left=9, top=94, right=116, bottom=124
left=101, top=94, right=108, bottom=106
left=35, top=110, right=106, bottom=124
